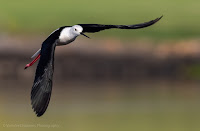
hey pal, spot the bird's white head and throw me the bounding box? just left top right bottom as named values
left=71, top=25, right=83, bottom=36
left=71, top=25, right=90, bottom=39
left=58, top=25, right=89, bottom=45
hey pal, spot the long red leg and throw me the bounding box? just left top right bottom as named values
left=24, top=54, right=41, bottom=69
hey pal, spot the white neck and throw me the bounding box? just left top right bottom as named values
left=58, top=27, right=77, bottom=45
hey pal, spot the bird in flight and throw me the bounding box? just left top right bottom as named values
left=25, top=16, right=163, bottom=117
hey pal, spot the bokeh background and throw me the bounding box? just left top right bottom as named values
left=1, top=0, right=200, bottom=131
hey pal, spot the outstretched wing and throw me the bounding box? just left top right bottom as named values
left=79, top=16, right=162, bottom=33
left=31, top=26, right=65, bottom=117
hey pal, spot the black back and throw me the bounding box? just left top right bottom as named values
left=31, top=26, right=66, bottom=117
left=79, top=16, right=162, bottom=33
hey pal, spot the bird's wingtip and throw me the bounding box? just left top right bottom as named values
left=36, top=112, right=43, bottom=117
left=157, top=15, right=163, bottom=20
left=159, top=15, right=163, bottom=19
left=32, top=106, right=44, bottom=117
left=153, top=15, right=163, bottom=23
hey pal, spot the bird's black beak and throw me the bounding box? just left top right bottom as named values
left=80, top=32, right=90, bottom=39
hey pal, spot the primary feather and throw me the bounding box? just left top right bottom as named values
left=79, top=16, right=162, bottom=33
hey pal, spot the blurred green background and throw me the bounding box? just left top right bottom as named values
left=0, top=0, right=199, bottom=39
left=1, top=0, right=200, bottom=131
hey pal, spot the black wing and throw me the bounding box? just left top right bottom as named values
left=79, top=16, right=162, bottom=33
left=31, top=27, right=65, bottom=117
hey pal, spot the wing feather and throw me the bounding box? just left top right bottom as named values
left=79, top=16, right=163, bottom=33
left=31, top=27, right=66, bottom=117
